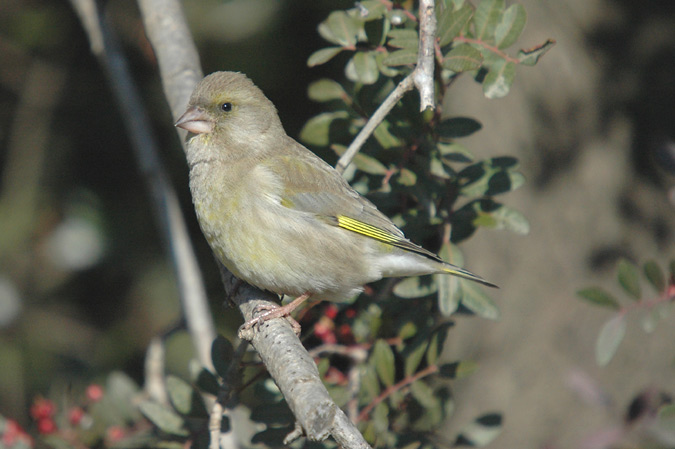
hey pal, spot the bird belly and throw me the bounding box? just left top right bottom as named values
left=194, top=190, right=381, bottom=303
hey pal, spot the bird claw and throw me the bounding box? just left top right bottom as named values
left=239, top=303, right=302, bottom=336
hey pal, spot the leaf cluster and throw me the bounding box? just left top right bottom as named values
left=307, top=0, right=554, bottom=97
left=577, top=258, right=675, bottom=366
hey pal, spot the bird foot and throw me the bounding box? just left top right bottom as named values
left=238, top=293, right=312, bottom=337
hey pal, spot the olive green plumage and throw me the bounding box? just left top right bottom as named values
left=176, top=71, right=496, bottom=304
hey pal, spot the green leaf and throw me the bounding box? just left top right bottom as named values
left=317, top=11, right=360, bottom=47
left=480, top=204, right=530, bottom=235
left=404, top=340, right=428, bottom=377
left=166, top=376, right=208, bottom=418
left=308, top=78, right=347, bottom=102
left=482, top=59, right=516, bottom=98
left=442, top=43, right=483, bottom=72
left=438, top=360, right=478, bottom=379
left=458, top=157, right=524, bottom=197
left=393, top=276, right=438, bottom=298
left=251, top=427, right=296, bottom=445
left=373, top=120, right=402, bottom=148
left=375, top=51, right=402, bottom=76
left=351, top=51, right=379, bottom=84
left=595, top=314, right=626, bottom=366
left=373, top=402, right=390, bottom=434
left=382, top=48, right=418, bottom=66
left=457, top=413, right=503, bottom=446
left=473, top=0, right=505, bottom=43
left=307, top=47, right=343, bottom=67
left=438, top=3, right=474, bottom=46
left=431, top=156, right=453, bottom=179
left=299, top=111, right=349, bottom=146
left=361, top=363, right=381, bottom=402
left=643, top=260, right=666, bottom=293
left=436, top=242, right=463, bottom=316
left=388, top=28, right=418, bottom=49
left=397, top=168, right=417, bottom=186
left=194, top=367, right=220, bottom=396
left=249, top=402, right=293, bottom=425
left=426, top=322, right=453, bottom=366
left=373, top=340, right=396, bottom=387
left=640, top=304, right=663, bottom=334
left=357, top=1, right=387, bottom=20
left=437, top=117, right=482, bottom=138
left=617, top=258, right=641, bottom=300
left=410, top=380, right=437, bottom=408
left=461, top=280, right=500, bottom=320
left=494, top=3, right=526, bottom=49
left=460, top=168, right=524, bottom=198
left=353, top=152, right=389, bottom=175
left=104, top=371, right=142, bottom=423
left=211, top=335, right=233, bottom=379
left=398, top=321, right=418, bottom=341
left=139, top=401, right=189, bottom=436
left=438, top=142, right=474, bottom=162
left=577, top=287, right=620, bottom=309
left=517, top=39, right=556, bottom=66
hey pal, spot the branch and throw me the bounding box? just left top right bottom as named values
left=336, top=0, right=437, bottom=174
left=137, top=0, right=372, bottom=446
left=69, top=0, right=216, bottom=373
left=336, top=74, right=415, bottom=174
left=414, top=0, right=437, bottom=110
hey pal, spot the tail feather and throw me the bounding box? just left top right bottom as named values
left=442, top=264, right=499, bottom=288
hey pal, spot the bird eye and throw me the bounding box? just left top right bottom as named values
left=221, top=102, right=232, bottom=112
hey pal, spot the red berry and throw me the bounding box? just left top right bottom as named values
left=68, top=407, right=85, bottom=426
left=30, top=398, right=55, bottom=420
left=106, top=426, right=125, bottom=442
left=37, top=418, right=56, bottom=435
left=344, top=308, right=357, bottom=319
left=86, top=384, right=104, bottom=402
left=324, top=304, right=338, bottom=320
left=313, top=320, right=337, bottom=344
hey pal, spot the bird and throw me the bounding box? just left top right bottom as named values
left=175, top=71, right=497, bottom=331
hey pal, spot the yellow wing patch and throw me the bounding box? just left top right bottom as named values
left=336, top=215, right=439, bottom=259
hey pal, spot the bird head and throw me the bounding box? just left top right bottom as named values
left=175, top=72, right=285, bottom=150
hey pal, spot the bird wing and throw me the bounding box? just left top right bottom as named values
left=262, top=140, right=443, bottom=261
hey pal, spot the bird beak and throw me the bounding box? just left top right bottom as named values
left=175, top=106, right=214, bottom=134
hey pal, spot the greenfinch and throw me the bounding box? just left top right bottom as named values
left=175, top=72, right=496, bottom=329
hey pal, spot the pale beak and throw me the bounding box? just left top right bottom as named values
left=175, top=106, right=214, bottom=134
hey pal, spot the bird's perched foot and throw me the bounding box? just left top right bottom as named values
left=239, top=293, right=312, bottom=336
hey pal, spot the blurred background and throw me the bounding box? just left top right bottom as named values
left=0, top=0, right=673, bottom=447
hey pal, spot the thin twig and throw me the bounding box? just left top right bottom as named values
left=356, top=364, right=440, bottom=423
left=143, top=337, right=168, bottom=405
left=69, top=0, right=216, bottom=373
left=336, top=0, right=437, bottom=174
left=336, top=74, right=415, bottom=174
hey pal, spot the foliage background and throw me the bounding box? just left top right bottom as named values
left=0, top=0, right=673, bottom=447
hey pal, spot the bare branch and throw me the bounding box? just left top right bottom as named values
left=137, top=0, right=202, bottom=122
left=414, top=0, right=437, bottom=111
left=69, top=0, right=216, bottom=373
left=222, top=267, right=370, bottom=447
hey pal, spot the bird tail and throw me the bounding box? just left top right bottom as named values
left=442, top=264, right=499, bottom=288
